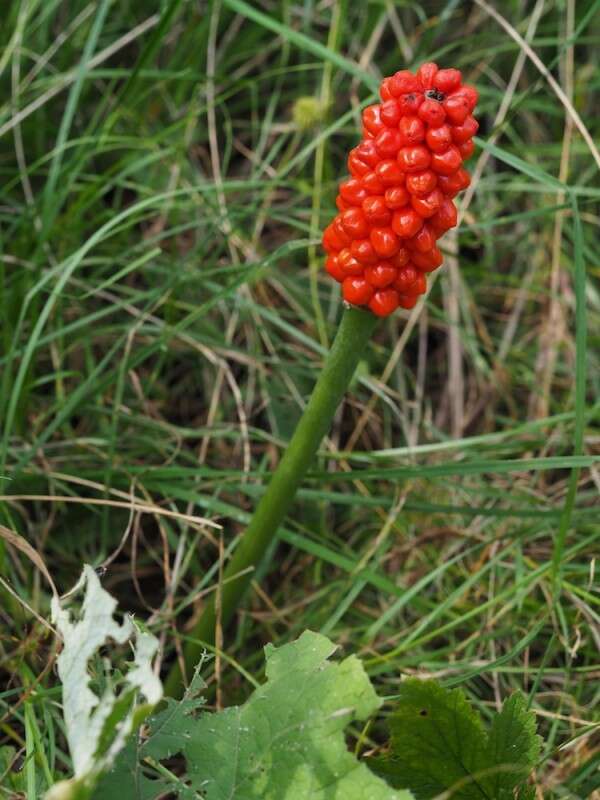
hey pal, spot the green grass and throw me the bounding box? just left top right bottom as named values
left=1, top=0, right=599, bottom=796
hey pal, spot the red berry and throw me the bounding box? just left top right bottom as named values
left=370, top=227, right=400, bottom=258
left=411, top=187, right=443, bottom=218
left=335, top=196, right=350, bottom=212
left=437, top=168, right=470, bottom=197
left=458, top=140, right=475, bottom=160
left=389, top=70, right=420, bottom=95
left=348, top=150, right=370, bottom=177
left=398, top=145, right=431, bottom=172
left=397, top=92, right=424, bottom=115
left=333, top=215, right=352, bottom=245
left=451, top=115, right=479, bottom=144
left=406, top=224, right=435, bottom=253
left=392, top=208, right=424, bottom=238
left=365, top=262, right=398, bottom=288
left=322, top=223, right=344, bottom=253
left=341, top=207, right=370, bottom=239
left=375, top=128, right=404, bottom=157
left=455, top=85, right=478, bottom=111
left=380, top=77, right=393, bottom=101
left=399, top=294, right=419, bottom=309
left=343, top=276, right=373, bottom=305
left=417, top=62, right=438, bottom=89
left=339, top=178, right=368, bottom=206
left=431, top=145, right=463, bottom=175
left=338, top=248, right=364, bottom=275
left=351, top=238, right=379, bottom=265
left=391, top=248, right=411, bottom=268
left=399, top=115, right=425, bottom=144
left=433, top=68, right=461, bottom=94
left=418, top=99, right=446, bottom=127
left=362, top=171, right=386, bottom=194
left=394, top=264, right=419, bottom=292
left=425, top=124, right=453, bottom=153
left=362, top=104, right=384, bottom=135
left=406, top=273, right=427, bottom=295
left=363, top=196, right=392, bottom=226
left=411, top=247, right=443, bottom=271
left=430, top=197, right=458, bottom=233
left=325, top=255, right=346, bottom=282
left=443, top=94, right=470, bottom=124
left=385, top=186, right=410, bottom=209
left=406, top=170, right=437, bottom=197
left=356, top=139, right=380, bottom=166
left=380, top=100, right=401, bottom=127
left=369, top=289, right=400, bottom=316
left=376, top=159, right=405, bottom=185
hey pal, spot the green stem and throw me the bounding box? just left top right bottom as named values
left=165, top=306, right=378, bottom=697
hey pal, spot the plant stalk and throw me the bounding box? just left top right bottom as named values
left=165, top=306, right=379, bottom=697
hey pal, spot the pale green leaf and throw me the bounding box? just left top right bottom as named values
left=45, top=565, right=162, bottom=800
left=184, top=630, right=412, bottom=799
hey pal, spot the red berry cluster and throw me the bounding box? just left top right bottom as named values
left=322, top=63, right=478, bottom=317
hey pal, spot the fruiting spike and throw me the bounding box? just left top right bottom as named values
left=322, top=63, right=478, bottom=317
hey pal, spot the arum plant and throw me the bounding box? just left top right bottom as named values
left=165, top=62, right=479, bottom=697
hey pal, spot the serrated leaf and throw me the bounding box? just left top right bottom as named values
left=371, top=680, right=488, bottom=799
left=184, top=630, right=413, bottom=799
left=482, top=692, right=542, bottom=798
left=46, top=565, right=162, bottom=800
left=371, top=681, right=543, bottom=800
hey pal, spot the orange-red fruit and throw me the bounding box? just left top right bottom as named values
left=433, top=68, right=462, bottom=93
left=443, top=93, right=471, bottom=124
left=380, top=100, right=401, bottom=127
left=339, top=178, right=368, bottom=206
left=398, top=145, right=431, bottom=172
left=411, top=188, right=443, bottom=218
left=392, top=208, right=424, bottom=238
left=326, top=255, right=346, bottom=282
left=395, top=264, right=419, bottom=292
left=323, top=62, right=478, bottom=316
left=399, top=115, right=425, bottom=144
left=431, top=145, right=463, bottom=175
left=385, top=186, right=410, bottom=209
left=451, top=115, right=479, bottom=144
left=406, top=170, right=437, bottom=197
left=363, top=195, right=392, bottom=226
left=375, top=129, right=404, bottom=157
left=369, top=289, right=400, bottom=316
left=425, top=124, right=453, bottom=153
left=365, top=262, right=398, bottom=288
left=418, top=99, right=446, bottom=127
left=363, top=105, right=384, bottom=135
left=417, top=62, right=438, bottom=89
left=411, top=246, right=444, bottom=271
left=342, top=208, right=370, bottom=239
left=390, top=70, right=420, bottom=95
left=351, top=238, right=379, bottom=265
left=370, top=227, right=400, bottom=258
left=407, top=224, right=436, bottom=253
left=343, top=277, right=373, bottom=305
left=338, top=248, right=364, bottom=276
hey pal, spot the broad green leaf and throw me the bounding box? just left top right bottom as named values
left=46, top=566, right=162, bottom=800
left=483, top=692, right=542, bottom=798
left=371, top=680, right=487, bottom=799
left=184, top=630, right=412, bottom=800
left=93, top=664, right=206, bottom=799
left=371, top=681, right=541, bottom=800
